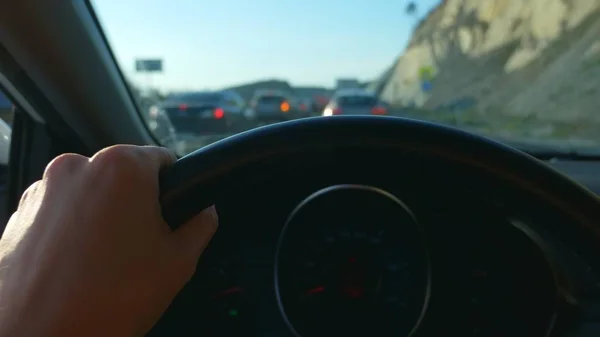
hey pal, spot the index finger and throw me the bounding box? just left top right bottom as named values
left=90, top=145, right=178, bottom=177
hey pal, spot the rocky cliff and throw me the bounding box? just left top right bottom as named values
left=377, top=0, right=600, bottom=127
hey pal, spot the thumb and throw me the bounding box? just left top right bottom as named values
left=170, top=205, right=219, bottom=258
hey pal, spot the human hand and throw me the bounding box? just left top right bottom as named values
left=0, top=145, right=218, bottom=337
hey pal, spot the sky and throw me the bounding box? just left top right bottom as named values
left=91, top=0, right=441, bottom=91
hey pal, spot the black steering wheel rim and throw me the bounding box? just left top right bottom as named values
left=159, top=116, right=600, bottom=237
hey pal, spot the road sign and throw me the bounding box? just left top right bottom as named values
left=135, top=59, right=163, bottom=73
left=421, top=80, right=433, bottom=93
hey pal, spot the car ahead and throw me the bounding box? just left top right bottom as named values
left=159, top=91, right=246, bottom=136
left=322, top=90, right=387, bottom=116
left=293, top=97, right=315, bottom=118
left=245, top=90, right=296, bottom=124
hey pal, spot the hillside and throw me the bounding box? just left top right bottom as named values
left=376, top=0, right=600, bottom=143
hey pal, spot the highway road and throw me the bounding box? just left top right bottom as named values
left=173, top=107, right=423, bottom=153
left=175, top=110, right=600, bottom=155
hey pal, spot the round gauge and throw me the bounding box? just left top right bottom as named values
left=275, top=185, right=430, bottom=337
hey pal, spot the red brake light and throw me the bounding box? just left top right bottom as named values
left=371, top=106, right=386, bottom=115
left=179, top=104, right=188, bottom=111
left=214, top=107, right=224, bottom=119
left=333, top=107, right=342, bottom=115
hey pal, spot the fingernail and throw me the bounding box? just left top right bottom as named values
left=208, top=205, right=219, bottom=227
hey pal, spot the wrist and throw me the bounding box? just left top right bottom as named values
left=0, top=290, right=76, bottom=337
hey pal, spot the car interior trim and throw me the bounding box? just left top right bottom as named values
left=0, top=73, right=43, bottom=123
left=0, top=0, right=156, bottom=151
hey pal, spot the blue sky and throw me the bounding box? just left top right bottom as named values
left=92, top=0, right=440, bottom=91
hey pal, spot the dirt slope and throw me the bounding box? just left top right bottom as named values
left=378, top=0, right=600, bottom=126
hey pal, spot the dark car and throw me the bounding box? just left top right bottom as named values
left=293, top=97, right=315, bottom=118
left=323, top=90, right=387, bottom=116
left=312, top=94, right=330, bottom=113
left=245, top=90, right=296, bottom=124
left=160, top=91, right=246, bottom=135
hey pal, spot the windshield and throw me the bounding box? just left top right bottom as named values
left=91, top=0, right=600, bottom=156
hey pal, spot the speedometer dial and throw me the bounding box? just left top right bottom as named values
left=275, top=185, right=430, bottom=337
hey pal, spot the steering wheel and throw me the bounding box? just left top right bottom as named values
left=160, top=116, right=600, bottom=229
left=157, top=116, right=600, bottom=337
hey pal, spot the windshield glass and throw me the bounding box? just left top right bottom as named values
left=91, top=0, right=600, bottom=156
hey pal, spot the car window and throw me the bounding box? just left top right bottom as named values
left=223, top=94, right=242, bottom=107
left=337, top=96, right=378, bottom=107
left=168, top=93, right=223, bottom=105
left=224, top=99, right=237, bottom=106
left=92, top=0, right=600, bottom=156
left=257, top=96, right=286, bottom=104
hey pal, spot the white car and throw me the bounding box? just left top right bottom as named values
left=323, top=89, right=387, bottom=116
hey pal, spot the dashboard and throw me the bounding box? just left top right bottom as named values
left=148, top=156, right=600, bottom=337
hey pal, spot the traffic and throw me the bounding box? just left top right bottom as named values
left=140, top=81, right=391, bottom=155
